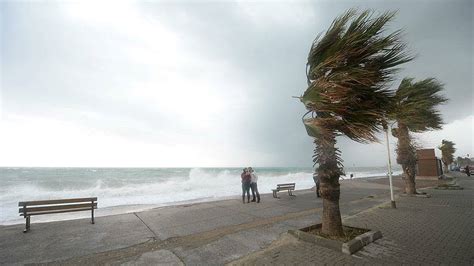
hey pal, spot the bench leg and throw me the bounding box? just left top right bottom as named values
left=23, top=216, right=30, bottom=233
left=91, top=207, right=95, bottom=224
left=274, top=191, right=280, bottom=198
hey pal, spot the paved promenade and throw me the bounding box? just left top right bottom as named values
left=233, top=172, right=474, bottom=265
left=1, top=179, right=393, bottom=265
left=1, top=174, right=471, bottom=265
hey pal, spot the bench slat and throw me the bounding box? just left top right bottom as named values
left=20, top=207, right=94, bottom=216
left=19, top=203, right=97, bottom=213
left=277, top=183, right=295, bottom=187
left=19, top=197, right=97, bottom=206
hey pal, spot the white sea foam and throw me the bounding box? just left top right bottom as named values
left=0, top=167, right=398, bottom=224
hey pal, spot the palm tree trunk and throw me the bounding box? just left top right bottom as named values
left=402, top=165, right=417, bottom=194
left=396, top=124, right=417, bottom=194
left=442, top=162, right=449, bottom=173
left=314, top=133, right=344, bottom=237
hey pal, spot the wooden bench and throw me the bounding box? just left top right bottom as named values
left=272, top=183, right=296, bottom=198
left=19, top=197, right=97, bottom=233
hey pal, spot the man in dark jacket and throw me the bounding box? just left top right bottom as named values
left=241, top=168, right=251, bottom=203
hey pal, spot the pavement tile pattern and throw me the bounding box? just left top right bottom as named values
left=232, top=174, right=474, bottom=265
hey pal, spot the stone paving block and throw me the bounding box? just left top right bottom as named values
left=152, top=212, right=256, bottom=239
left=123, top=249, right=184, bottom=266
left=0, top=213, right=153, bottom=264
left=249, top=205, right=301, bottom=218
left=281, top=213, right=321, bottom=228
left=173, top=235, right=255, bottom=265
left=136, top=202, right=237, bottom=230
left=211, top=199, right=281, bottom=216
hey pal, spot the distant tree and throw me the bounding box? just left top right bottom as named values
left=301, top=9, right=412, bottom=236
left=438, top=140, right=456, bottom=172
left=455, top=156, right=471, bottom=167
left=389, top=78, right=447, bottom=194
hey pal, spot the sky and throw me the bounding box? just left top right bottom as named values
left=0, top=0, right=473, bottom=168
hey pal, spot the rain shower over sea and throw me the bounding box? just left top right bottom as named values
left=0, top=167, right=401, bottom=224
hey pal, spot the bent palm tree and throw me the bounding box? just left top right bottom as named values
left=390, top=78, right=447, bottom=194
left=301, top=9, right=412, bottom=236
left=438, top=139, right=456, bottom=172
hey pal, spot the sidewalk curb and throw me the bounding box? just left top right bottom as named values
left=342, top=230, right=382, bottom=255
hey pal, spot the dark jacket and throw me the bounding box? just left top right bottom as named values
left=241, top=172, right=251, bottom=183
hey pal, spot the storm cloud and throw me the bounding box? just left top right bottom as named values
left=1, top=0, right=472, bottom=167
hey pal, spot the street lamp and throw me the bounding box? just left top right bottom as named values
left=383, top=122, right=396, bottom=209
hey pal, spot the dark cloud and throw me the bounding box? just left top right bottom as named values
left=1, top=0, right=472, bottom=167
left=139, top=0, right=473, bottom=166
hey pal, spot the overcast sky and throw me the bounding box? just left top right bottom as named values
left=0, top=0, right=472, bottom=168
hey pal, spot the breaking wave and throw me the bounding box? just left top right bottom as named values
left=0, top=167, right=398, bottom=224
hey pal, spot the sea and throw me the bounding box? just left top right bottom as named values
left=0, top=166, right=401, bottom=225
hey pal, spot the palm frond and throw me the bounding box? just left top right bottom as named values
left=391, top=77, right=448, bottom=132
left=302, top=9, right=413, bottom=143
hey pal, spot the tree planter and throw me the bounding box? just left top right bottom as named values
left=288, top=224, right=382, bottom=255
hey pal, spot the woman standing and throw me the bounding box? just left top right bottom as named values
left=249, top=167, right=260, bottom=203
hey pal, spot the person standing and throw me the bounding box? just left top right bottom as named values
left=465, top=165, right=471, bottom=177
left=313, top=173, right=320, bottom=198
left=249, top=167, right=260, bottom=203
left=241, top=168, right=251, bottom=203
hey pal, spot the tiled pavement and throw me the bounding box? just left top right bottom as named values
left=232, top=173, right=474, bottom=265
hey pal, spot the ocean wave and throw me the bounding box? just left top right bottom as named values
left=0, top=167, right=398, bottom=224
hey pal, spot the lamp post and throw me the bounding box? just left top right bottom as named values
left=384, top=123, right=396, bottom=208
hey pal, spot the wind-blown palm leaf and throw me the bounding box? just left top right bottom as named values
left=302, top=9, right=413, bottom=146
left=390, top=77, right=447, bottom=132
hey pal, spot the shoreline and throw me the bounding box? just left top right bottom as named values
left=1, top=174, right=420, bottom=226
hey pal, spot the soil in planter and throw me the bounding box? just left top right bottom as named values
left=306, top=226, right=370, bottom=242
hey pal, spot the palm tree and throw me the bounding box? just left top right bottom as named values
left=389, top=78, right=447, bottom=194
left=456, top=156, right=471, bottom=168
left=301, top=9, right=412, bottom=236
left=438, top=139, right=456, bottom=172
